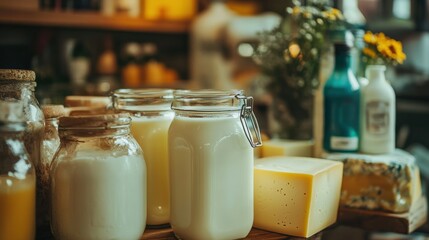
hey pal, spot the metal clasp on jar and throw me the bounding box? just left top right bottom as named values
left=236, top=94, right=262, bottom=148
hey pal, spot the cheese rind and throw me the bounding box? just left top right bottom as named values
left=261, top=140, right=314, bottom=158
left=326, top=149, right=422, bottom=213
left=254, top=157, right=343, bottom=238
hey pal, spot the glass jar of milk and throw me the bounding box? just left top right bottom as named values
left=169, top=89, right=262, bottom=240
left=50, top=113, right=146, bottom=240
left=112, top=88, right=174, bottom=226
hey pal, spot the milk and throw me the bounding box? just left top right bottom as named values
left=51, top=154, right=146, bottom=240
left=130, top=115, right=172, bottom=225
left=169, top=115, right=254, bottom=240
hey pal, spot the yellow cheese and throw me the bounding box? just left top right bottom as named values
left=261, top=140, right=314, bottom=158
left=254, top=157, right=343, bottom=238
left=326, top=149, right=422, bottom=213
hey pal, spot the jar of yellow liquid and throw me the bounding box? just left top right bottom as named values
left=0, top=101, right=36, bottom=240
left=112, top=89, right=174, bottom=226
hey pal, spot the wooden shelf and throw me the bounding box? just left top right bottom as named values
left=0, top=9, right=191, bottom=33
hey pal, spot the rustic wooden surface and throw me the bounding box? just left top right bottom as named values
left=142, top=227, right=322, bottom=240
left=338, top=196, right=428, bottom=234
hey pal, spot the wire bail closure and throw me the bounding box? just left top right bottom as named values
left=236, top=94, right=262, bottom=148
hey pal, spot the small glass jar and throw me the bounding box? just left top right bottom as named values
left=50, top=114, right=147, bottom=240
left=0, top=101, right=36, bottom=240
left=38, top=105, right=66, bottom=226
left=0, top=69, right=45, bottom=228
left=169, top=89, right=262, bottom=240
left=112, top=88, right=174, bottom=226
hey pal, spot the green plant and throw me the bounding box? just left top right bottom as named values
left=253, top=1, right=345, bottom=139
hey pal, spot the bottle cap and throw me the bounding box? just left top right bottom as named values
left=0, top=69, right=36, bottom=81
left=42, top=105, right=66, bottom=119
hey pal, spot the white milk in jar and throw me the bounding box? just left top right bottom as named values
left=51, top=114, right=147, bottom=240
left=112, top=89, right=173, bottom=226
left=169, top=90, right=262, bottom=240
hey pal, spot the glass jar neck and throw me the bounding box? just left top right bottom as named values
left=0, top=81, right=36, bottom=92
left=60, top=126, right=130, bottom=139
left=112, top=88, right=174, bottom=117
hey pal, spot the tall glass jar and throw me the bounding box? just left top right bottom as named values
left=50, top=114, right=147, bottom=240
left=112, top=88, right=173, bottom=226
left=169, top=89, right=262, bottom=240
left=0, top=69, right=45, bottom=228
left=0, top=101, right=36, bottom=240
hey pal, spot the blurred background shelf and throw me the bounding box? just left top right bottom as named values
left=0, top=10, right=191, bottom=33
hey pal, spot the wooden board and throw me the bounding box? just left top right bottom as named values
left=142, top=227, right=322, bottom=240
left=338, top=196, right=428, bottom=234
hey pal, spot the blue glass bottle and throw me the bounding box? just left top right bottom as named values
left=323, top=42, right=360, bottom=153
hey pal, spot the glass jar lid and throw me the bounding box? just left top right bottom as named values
left=112, top=88, right=174, bottom=113
left=42, top=105, right=66, bottom=119
left=59, top=113, right=131, bottom=130
left=172, top=89, right=245, bottom=112
left=0, top=69, right=36, bottom=82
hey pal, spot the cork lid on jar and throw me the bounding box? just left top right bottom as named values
left=0, top=69, right=36, bottom=81
left=65, top=96, right=111, bottom=108
left=59, top=113, right=131, bottom=130
left=42, top=105, right=66, bottom=119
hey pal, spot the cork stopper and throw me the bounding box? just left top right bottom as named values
left=59, top=113, right=130, bottom=129
left=42, top=105, right=66, bottom=119
left=0, top=69, right=36, bottom=81
left=65, top=96, right=110, bottom=108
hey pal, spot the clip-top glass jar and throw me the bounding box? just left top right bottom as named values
left=0, top=69, right=45, bottom=228
left=112, top=88, right=174, bottom=226
left=50, top=114, right=147, bottom=240
left=0, top=101, right=36, bottom=240
left=169, top=89, right=262, bottom=240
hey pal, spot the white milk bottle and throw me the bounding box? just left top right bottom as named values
left=112, top=89, right=174, bottom=226
left=169, top=89, right=262, bottom=240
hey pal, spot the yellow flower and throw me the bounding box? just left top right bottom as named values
left=292, top=6, right=301, bottom=15
left=364, top=31, right=407, bottom=64
left=363, top=31, right=377, bottom=45
left=363, top=47, right=377, bottom=59
left=330, top=8, right=343, bottom=19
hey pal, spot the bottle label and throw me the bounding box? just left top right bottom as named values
left=330, top=136, right=358, bottom=150
left=366, top=101, right=389, bottom=135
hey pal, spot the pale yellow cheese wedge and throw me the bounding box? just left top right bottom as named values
left=261, top=140, right=314, bottom=158
left=254, top=157, right=343, bottom=238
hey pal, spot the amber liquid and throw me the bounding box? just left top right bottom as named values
left=0, top=175, right=36, bottom=240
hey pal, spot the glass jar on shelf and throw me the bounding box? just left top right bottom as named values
left=112, top=88, right=174, bottom=226
left=50, top=113, right=147, bottom=240
left=169, top=89, right=262, bottom=239
left=0, top=69, right=45, bottom=228
left=0, top=101, right=36, bottom=240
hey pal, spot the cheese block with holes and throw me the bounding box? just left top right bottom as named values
left=254, top=157, right=343, bottom=238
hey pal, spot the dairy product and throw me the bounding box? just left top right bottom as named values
left=261, top=139, right=314, bottom=158
left=130, top=115, right=172, bottom=225
left=254, top=157, right=343, bottom=238
left=51, top=154, right=146, bottom=240
left=326, top=149, right=422, bottom=212
left=0, top=175, right=36, bottom=240
left=169, top=116, right=254, bottom=240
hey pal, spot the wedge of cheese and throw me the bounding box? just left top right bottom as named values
left=254, top=157, right=343, bottom=238
left=261, top=140, right=314, bottom=158
left=326, top=149, right=422, bottom=213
